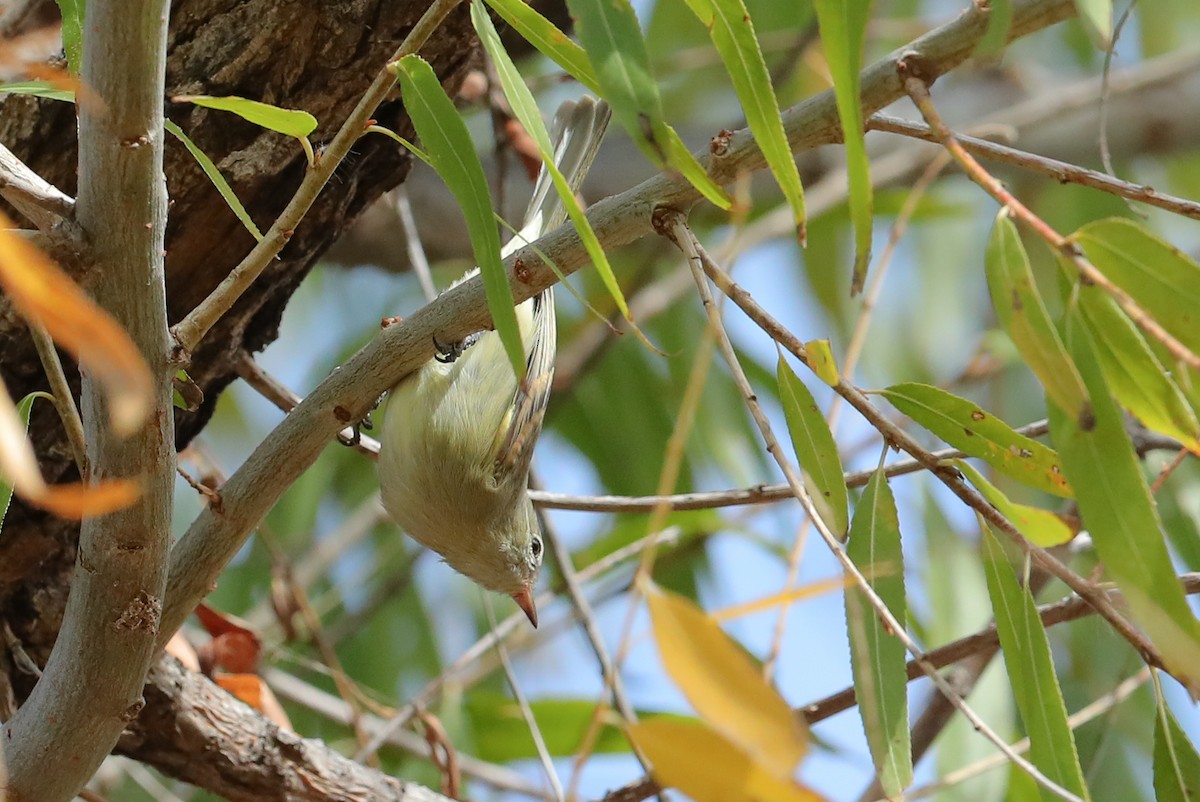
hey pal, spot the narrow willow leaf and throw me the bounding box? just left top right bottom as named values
left=805, top=339, right=839, bottom=386
left=0, top=81, right=77, bottom=102
left=1073, top=0, right=1113, bottom=49
left=777, top=356, right=849, bottom=537
left=881, top=382, right=1072, bottom=498
left=174, top=95, right=318, bottom=139
left=567, top=0, right=730, bottom=209
left=470, top=0, right=629, bottom=321
left=1072, top=217, right=1200, bottom=356
left=1154, top=695, right=1200, bottom=802
left=986, top=211, right=1089, bottom=418
left=955, top=461, right=1073, bottom=547
left=395, top=55, right=524, bottom=375
left=681, top=0, right=805, bottom=230
left=627, top=719, right=823, bottom=802
left=0, top=392, right=52, bottom=534
left=483, top=0, right=602, bottom=93
left=812, top=0, right=873, bottom=292
left=55, top=0, right=84, bottom=74
left=164, top=120, right=263, bottom=243
left=981, top=526, right=1090, bottom=800
left=646, top=585, right=807, bottom=777
left=845, top=470, right=911, bottom=797
left=1049, top=310, right=1200, bottom=689
left=1076, top=285, right=1200, bottom=453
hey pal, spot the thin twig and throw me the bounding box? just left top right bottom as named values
left=392, top=187, right=439, bottom=303
left=352, top=526, right=684, bottom=761
left=170, top=0, right=465, bottom=355
left=899, top=64, right=1200, bottom=372
left=694, top=246, right=1170, bottom=690
left=0, top=141, right=75, bottom=232
left=27, top=320, right=87, bottom=477
left=661, top=212, right=1085, bottom=802
left=485, top=597, right=565, bottom=802
left=866, top=113, right=1200, bottom=220
left=234, top=351, right=382, bottom=457
left=530, top=421, right=1050, bottom=512
left=1097, top=1, right=1138, bottom=181
left=895, top=667, right=1151, bottom=801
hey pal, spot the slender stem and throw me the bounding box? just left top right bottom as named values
left=866, top=113, right=1200, bottom=220
left=170, top=0, right=464, bottom=355
left=898, top=65, right=1200, bottom=371
left=27, top=321, right=88, bottom=477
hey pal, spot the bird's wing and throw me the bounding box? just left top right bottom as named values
left=492, top=97, right=611, bottom=477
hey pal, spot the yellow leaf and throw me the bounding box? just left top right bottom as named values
left=628, top=719, right=826, bottom=802
left=805, top=339, right=839, bottom=386
left=0, top=211, right=152, bottom=436
left=647, top=586, right=807, bottom=777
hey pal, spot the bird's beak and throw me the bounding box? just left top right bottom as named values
left=512, top=586, right=538, bottom=628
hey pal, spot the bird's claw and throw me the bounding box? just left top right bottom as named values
left=433, top=332, right=480, bottom=364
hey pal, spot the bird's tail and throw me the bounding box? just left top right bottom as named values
left=502, top=96, right=612, bottom=257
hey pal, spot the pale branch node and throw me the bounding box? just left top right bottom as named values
left=866, top=113, right=1200, bottom=220
left=0, top=140, right=75, bottom=231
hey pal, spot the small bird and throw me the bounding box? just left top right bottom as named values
left=377, top=97, right=611, bottom=628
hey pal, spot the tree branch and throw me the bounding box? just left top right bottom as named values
left=157, top=0, right=1079, bottom=648
left=118, top=658, right=456, bottom=802
left=2, top=2, right=175, bottom=800
left=0, top=141, right=74, bottom=232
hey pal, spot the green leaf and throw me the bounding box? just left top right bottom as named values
left=0, top=81, right=77, bottom=102
left=483, top=0, right=602, bottom=93
left=1049, top=309, right=1200, bottom=690
left=845, top=469, right=911, bottom=797
left=1072, top=218, right=1200, bottom=357
left=174, top=95, right=318, bottom=139
left=1154, top=694, right=1200, bottom=802
left=681, top=0, right=805, bottom=231
left=812, top=0, right=873, bottom=292
left=986, top=211, right=1089, bottom=418
left=954, top=461, right=1073, bottom=547
left=981, top=526, right=1090, bottom=800
left=880, top=382, right=1072, bottom=498
left=164, top=120, right=264, bottom=243
left=567, top=0, right=730, bottom=210
left=1076, top=285, right=1200, bottom=453
left=470, top=0, right=628, bottom=320
left=0, top=392, right=54, bottom=536
left=1073, top=0, right=1113, bottom=49
left=55, top=0, right=85, bottom=74
left=466, top=692, right=663, bottom=761
left=395, top=55, right=525, bottom=376
left=805, top=339, right=839, bottom=387
left=777, top=355, right=849, bottom=537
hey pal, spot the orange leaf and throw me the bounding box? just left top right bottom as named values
left=0, top=383, right=141, bottom=519
left=0, top=212, right=152, bottom=436
left=215, top=673, right=292, bottom=730
left=628, top=719, right=826, bottom=802
left=646, top=586, right=808, bottom=778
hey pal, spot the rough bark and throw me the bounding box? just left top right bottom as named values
left=0, top=0, right=477, bottom=677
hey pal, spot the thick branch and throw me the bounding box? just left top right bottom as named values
left=118, top=658, right=454, bottom=802
left=158, top=0, right=1078, bottom=645
left=2, top=3, right=175, bottom=800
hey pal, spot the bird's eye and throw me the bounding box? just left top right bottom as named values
left=531, top=537, right=543, bottom=560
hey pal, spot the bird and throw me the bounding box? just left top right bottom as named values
left=377, top=97, right=611, bottom=628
